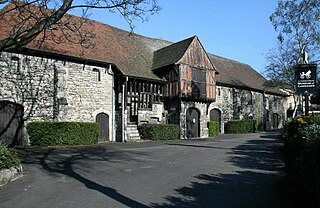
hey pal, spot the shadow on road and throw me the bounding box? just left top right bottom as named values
left=19, top=146, right=150, bottom=208
left=151, top=132, right=290, bottom=208
left=17, top=132, right=292, bottom=208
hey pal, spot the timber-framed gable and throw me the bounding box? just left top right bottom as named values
left=0, top=3, right=289, bottom=144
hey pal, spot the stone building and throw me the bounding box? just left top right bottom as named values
left=0, top=5, right=288, bottom=145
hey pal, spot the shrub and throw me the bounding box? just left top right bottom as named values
left=257, top=122, right=264, bottom=132
left=283, top=114, right=320, bottom=207
left=138, top=124, right=180, bottom=140
left=224, top=119, right=257, bottom=134
left=0, top=145, right=20, bottom=170
left=27, top=121, right=100, bottom=146
left=208, top=121, right=219, bottom=137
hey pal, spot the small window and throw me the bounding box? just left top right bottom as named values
left=217, top=88, right=221, bottom=97
left=92, top=68, right=101, bottom=82
left=11, top=56, right=20, bottom=72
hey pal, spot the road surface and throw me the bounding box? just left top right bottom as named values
left=0, top=132, right=290, bottom=208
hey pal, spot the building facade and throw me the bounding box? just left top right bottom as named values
left=0, top=7, right=288, bottom=145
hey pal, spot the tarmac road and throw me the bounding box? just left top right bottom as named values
left=0, top=132, right=290, bottom=208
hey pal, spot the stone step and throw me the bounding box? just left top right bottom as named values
left=126, top=128, right=139, bottom=132
left=126, top=123, right=141, bottom=140
left=128, top=132, right=140, bottom=137
left=127, top=126, right=139, bottom=131
left=128, top=135, right=141, bottom=140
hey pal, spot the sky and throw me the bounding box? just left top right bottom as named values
left=0, top=0, right=279, bottom=75
left=84, top=0, right=279, bottom=75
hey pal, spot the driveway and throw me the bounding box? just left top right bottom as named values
left=0, top=132, right=290, bottom=208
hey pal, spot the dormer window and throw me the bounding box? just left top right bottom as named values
left=92, top=68, right=101, bottom=82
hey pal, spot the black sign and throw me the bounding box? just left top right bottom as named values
left=295, top=64, right=317, bottom=94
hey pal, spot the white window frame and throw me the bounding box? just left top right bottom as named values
left=92, top=68, right=101, bottom=82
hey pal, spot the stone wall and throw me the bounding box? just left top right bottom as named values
left=0, top=51, right=289, bottom=143
left=0, top=51, right=115, bottom=141
left=209, top=85, right=287, bottom=133
left=180, top=101, right=209, bottom=139
left=138, top=103, right=164, bottom=125
left=208, top=86, right=234, bottom=133
left=56, top=63, right=113, bottom=117
left=56, top=61, right=114, bottom=140
left=0, top=52, right=56, bottom=121
left=264, top=93, right=287, bottom=130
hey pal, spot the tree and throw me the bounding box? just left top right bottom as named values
left=265, top=0, right=320, bottom=89
left=0, top=0, right=160, bottom=51
left=0, top=0, right=160, bottom=146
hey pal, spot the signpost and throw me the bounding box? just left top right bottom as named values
left=295, top=64, right=317, bottom=115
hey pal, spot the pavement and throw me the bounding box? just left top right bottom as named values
left=0, top=132, right=292, bottom=208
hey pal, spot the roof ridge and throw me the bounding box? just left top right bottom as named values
left=208, top=53, right=251, bottom=67
left=152, top=36, right=197, bottom=70
left=154, top=35, right=196, bottom=53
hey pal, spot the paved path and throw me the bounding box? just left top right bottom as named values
left=0, top=132, right=289, bottom=208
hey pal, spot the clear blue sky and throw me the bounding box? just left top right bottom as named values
left=85, top=0, right=279, bottom=75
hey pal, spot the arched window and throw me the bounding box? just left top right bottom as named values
left=92, top=68, right=101, bottom=82
left=11, top=56, right=20, bottom=72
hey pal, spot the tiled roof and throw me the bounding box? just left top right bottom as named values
left=0, top=3, right=284, bottom=94
left=152, top=36, right=195, bottom=70
left=209, top=54, right=284, bottom=95
left=0, top=3, right=171, bottom=80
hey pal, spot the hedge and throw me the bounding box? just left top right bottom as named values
left=0, top=145, right=20, bottom=170
left=283, top=114, right=320, bottom=207
left=27, top=121, right=100, bottom=146
left=224, top=119, right=257, bottom=134
left=138, top=124, right=180, bottom=140
left=208, top=121, right=219, bottom=137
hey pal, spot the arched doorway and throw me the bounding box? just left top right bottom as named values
left=0, top=101, right=24, bottom=147
left=96, top=113, right=109, bottom=141
left=210, top=109, right=221, bottom=133
left=186, top=108, right=200, bottom=139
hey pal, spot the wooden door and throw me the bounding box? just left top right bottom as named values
left=0, top=101, right=24, bottom=146
left=186, top=108, right=199, bottom=138
left=210, top=109, right=221, bottom=133
left=96, top=113, right=109, bottom=141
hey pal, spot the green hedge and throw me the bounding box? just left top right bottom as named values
left=138, top=124, right=180, bottom=140
left=224, top=119, right=257, bottom=134
left=27, top=121, right=100, bottom=146
left=208, top=121, right=219, bottom=137
left=0, top=145, right=20, bottom=170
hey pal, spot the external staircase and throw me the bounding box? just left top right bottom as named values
left=126, top=123, right=141, bottom=140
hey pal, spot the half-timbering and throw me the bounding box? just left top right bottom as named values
left=0, top=4, right=289, bottom=144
